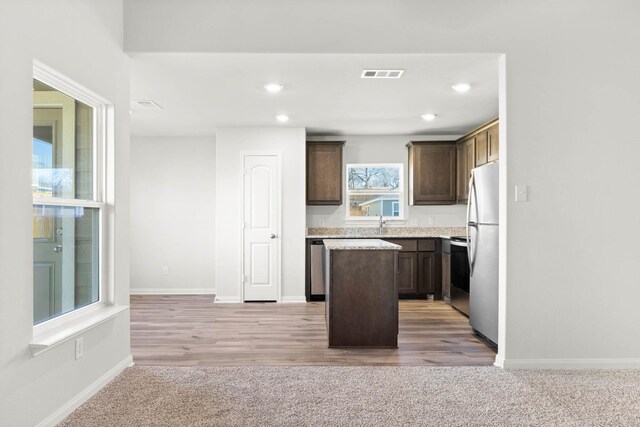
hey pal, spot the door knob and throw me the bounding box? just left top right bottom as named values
left=270, top=234, right=277, bottom=239
left=53, top=245, right=63, bottom=253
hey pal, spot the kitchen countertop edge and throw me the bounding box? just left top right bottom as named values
left=323, top=239, right=403, bottom=251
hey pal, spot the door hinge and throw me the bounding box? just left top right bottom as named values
left=242, top=275, right=248, bottom=284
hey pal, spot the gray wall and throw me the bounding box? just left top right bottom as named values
left=130, top=136, right=216, bottom=294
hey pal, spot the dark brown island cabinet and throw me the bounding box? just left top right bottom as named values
left=324, top=239, right=400, bottom=347
left=306, top=141, right=345, bottom=205
left=456, top=119, right=499, bottom=203
left=407, top=141, right=457, bottom=205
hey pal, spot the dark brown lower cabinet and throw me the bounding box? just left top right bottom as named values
left=397, top=252, right=418, bottom=294
left=418, top=251, right=436, bottom=297
left=389, top=238, right=441, bottom=299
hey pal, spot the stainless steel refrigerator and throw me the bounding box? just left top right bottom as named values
left=467, top=161, right=499, bottom=346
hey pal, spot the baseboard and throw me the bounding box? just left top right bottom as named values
left=493, top=353, right=505, bottom=368
left=214, top=296, right=307, bottom=303
left=36, top=355, right=134, bottom=427
left=130, top=288, right=215, bottom=295
left=281, top=296, right=307, bottom=303
left=214, top=296, right=242, bottom=303
left=500, top=357, right=640, bottom=370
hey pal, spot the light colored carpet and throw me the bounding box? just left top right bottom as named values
left=60, top=366, right=640, bottom=426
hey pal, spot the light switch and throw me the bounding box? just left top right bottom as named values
left=515, top=185, right=528, bottom=202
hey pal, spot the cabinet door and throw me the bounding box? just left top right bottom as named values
left=475, top=131, right=488, bottom=166
left=306, top=142, right=344, bottom=205
left=456, top=143, right=466, bottom=203
left=457, top=137, right=475, bottom=204
left=487, top=123, right=499, bottom=162
left=418, top=252, right=436, bottom=295
left=397, top=252, right=418, bottom=295
left=408, top=142, right=457, bottom=205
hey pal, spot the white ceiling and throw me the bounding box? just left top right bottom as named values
left=130, top=53, right=499, bottom=137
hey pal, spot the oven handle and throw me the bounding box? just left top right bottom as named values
left=450, top=241, right=468, bottom=247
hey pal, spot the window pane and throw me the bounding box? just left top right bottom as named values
left=33, top=205, right=99, bottom=324
left=348, top=194, right=401, bottom=217
left=32, top=79, right=94, bottom=200
left=347, top=166, right=400, bottom=190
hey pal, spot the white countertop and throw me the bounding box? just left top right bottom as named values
left=323, top=239, right=402, bottom=251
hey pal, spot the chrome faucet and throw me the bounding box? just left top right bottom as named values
left=378, top=215, right=386, bottom=234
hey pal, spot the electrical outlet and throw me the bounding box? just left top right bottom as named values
left=75, top=337, right=84, bottom=360
left=426, top=216, right=436, bottom=226
left=410, top=218, right=419, bottom=227
left=319, top=219, right=326, bottom=226
left=161, top=266, right=169, bottom=275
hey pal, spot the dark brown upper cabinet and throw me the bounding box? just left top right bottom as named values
left=407, top=141, right=457, bottom=205
left=306, top=141, right=345, bottom=205
left=456, top=137, right=475, bottom=204
left=456, top=118, right=499, bottom=204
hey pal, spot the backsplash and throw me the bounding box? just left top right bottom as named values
left=306, top=205, right=467, bottom=227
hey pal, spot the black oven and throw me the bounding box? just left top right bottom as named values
left=450, top=236, right=470, bottom=316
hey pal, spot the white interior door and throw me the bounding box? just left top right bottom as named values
left=242, top=154, right=280, bottom=301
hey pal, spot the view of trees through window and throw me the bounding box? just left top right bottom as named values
left=346, top=164, right=403, bottom=218
left=348, top=166, right=400, bottom=190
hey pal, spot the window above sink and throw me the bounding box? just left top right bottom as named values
left=346, top=163, right=404, bottom=220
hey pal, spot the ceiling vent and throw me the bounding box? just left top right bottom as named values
left=361, top=70, right=404, bottom=79
left=134, top=100, right=163, bottom=110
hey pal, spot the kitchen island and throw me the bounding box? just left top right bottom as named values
left=323, top=239, right=401, bottom=347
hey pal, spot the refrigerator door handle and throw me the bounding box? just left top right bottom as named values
left=467, top=172, right=477, bottom=277
left=466, top=171, right=474, bottom=236
left=467, top=224, right=476, bottom=277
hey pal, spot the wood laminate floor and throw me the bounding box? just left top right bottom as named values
left=130, top=295, right=496, bottom=366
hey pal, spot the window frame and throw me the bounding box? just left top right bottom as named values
left=32, top=60, right=113, bottom=336
left=345, top=163, right=405, bottom=221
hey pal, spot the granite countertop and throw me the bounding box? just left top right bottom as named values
left=307, top=226, right=466, bottom=239
left=323, top=239, right=403, bottom=251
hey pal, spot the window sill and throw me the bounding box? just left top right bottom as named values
left=30, top=305, right=128, bottom=357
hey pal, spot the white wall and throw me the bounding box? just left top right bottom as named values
left=124, top=0, right=640, bottom=367
left=215, top=128, right=306, bottom=302
left=306, top=135, right=466, bottom=227
left=130, top=136, right=216, bottom=294
left=0, top=1, right=131, bottom=426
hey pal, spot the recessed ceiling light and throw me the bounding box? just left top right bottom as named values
left=276, top=114, right=289, bottom=123
left=421, top=113, right=437, bottom=121
left=264, top=83, right=283, bottom=93
left=452, top=83, right=471, bottom=93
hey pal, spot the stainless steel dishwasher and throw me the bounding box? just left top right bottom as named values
left=310, top=240, right=326, bottom=299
